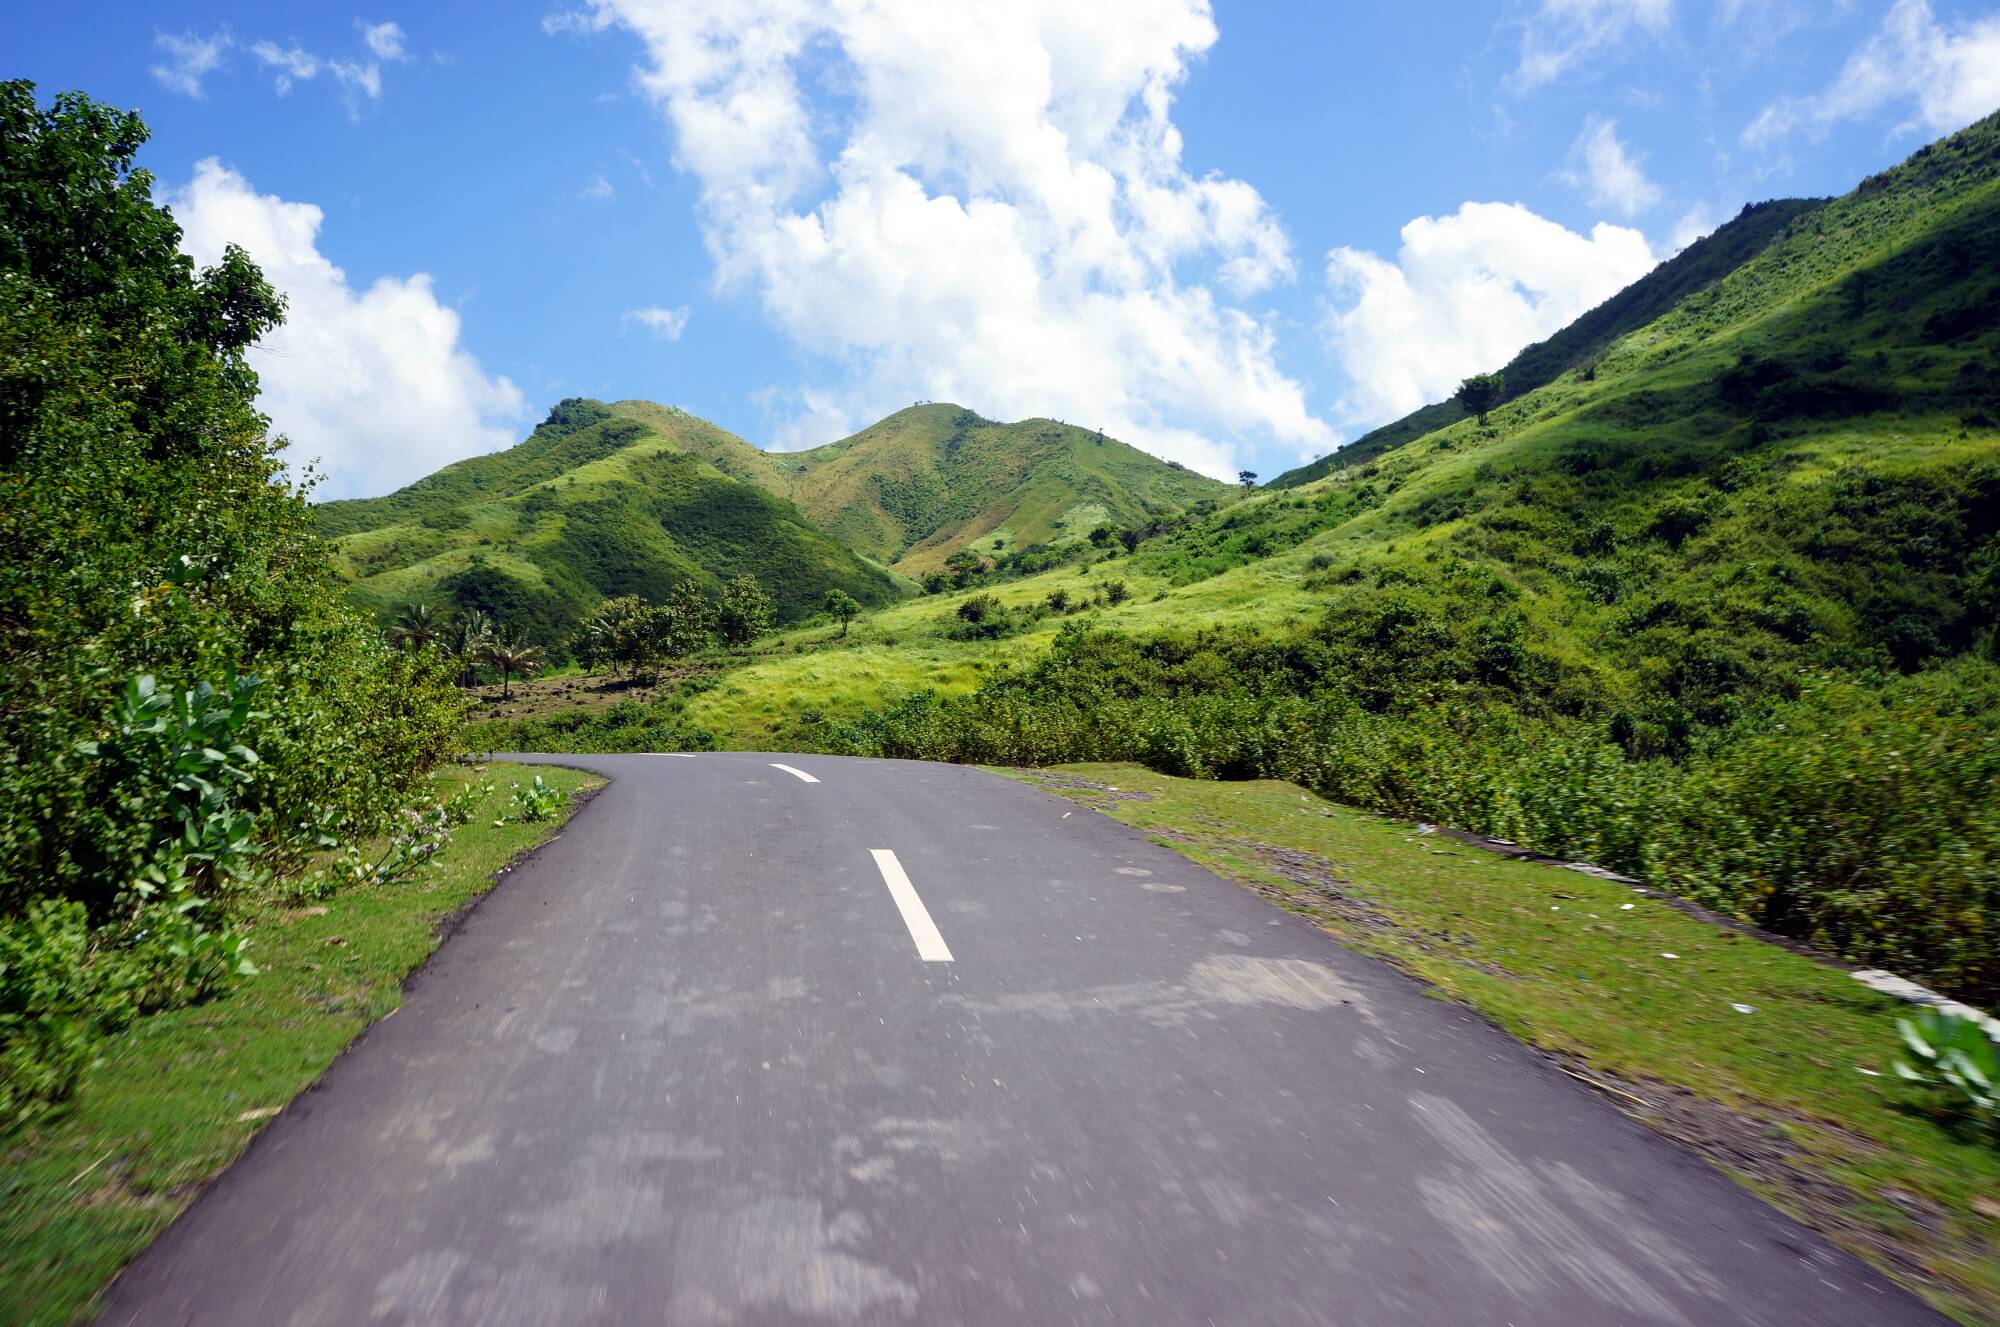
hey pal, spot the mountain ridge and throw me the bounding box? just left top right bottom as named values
left=1269, top=195, right=1829, bottom=488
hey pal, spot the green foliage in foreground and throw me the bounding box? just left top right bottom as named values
left=806, top=624, right=2000, bottom=1002
left=0, top=765, right=598, bottom=1327
left=1896, top=1009, right=1999, bottom=1138
left=0, top=84, right=463, bottom=1125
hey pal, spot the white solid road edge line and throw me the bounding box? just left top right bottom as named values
left=870, top=849, right=953, bottom=962
left=770, top=762, right=820, bottom=783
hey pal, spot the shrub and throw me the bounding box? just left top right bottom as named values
left=0, top=83, right=465, bottom=1124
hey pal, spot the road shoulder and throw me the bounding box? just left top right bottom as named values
left=0, top=762, right=604, bottom=1327
left=1003, top=762, right=2000, bottom=1326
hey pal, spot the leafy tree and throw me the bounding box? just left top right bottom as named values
left=0, top=82, right=463, bottom=1114
left=920, top=571, right=951, bottom=595
left=944, top=548, right=984, bottom=588
left=571, top=595, right=644, bottom=676
left=650, top=582, right=719, bottom=666
left=1044, top=588, right=1071, bottom=613
left=717, top=575, right=775, bottom=647
left=1454, top=372, right=1505, bottom=425
left=1238, top=470, right=1258, bottom=489
left=1104, top=580, right=1131, bottom=605
left=1088, top=524, right=1117, bottom=547
left=445, top=610, right=495, bottom=686
left=822, top=588, right=861, bottom=637
left=483, top=626, right=544, bottom=700
left=389, top=602, right=443, bottom=653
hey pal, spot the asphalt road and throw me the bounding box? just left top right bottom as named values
left=98, top=753, right=1945, bottom=1326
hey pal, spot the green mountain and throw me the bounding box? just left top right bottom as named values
left=508, top=109, right=2000, bottom=987
left=1268, top=195, right=1828, bottom=487
left=607, top=400, right=1234, bottom=574
left=315, top=399, right=901, bottom=646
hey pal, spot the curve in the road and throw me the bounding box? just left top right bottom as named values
left=97, top=752, right=1947, bottom=1327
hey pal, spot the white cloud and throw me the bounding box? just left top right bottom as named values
left=625, top=305, right=690, bottom=339
left=1323, top=202, right=1656, bottom=428
left=1667, top=202, right=1716, bottom=254
left=329, top=60, right=384, bottom=100
left=169, top=159, right=526, bottom=500
left=1745, top=0, right=2000, bottom=145
left=1512, top=0, right=1674, bottom=90
left=250, top=41, right=320, bottom=96
left=152, top=30, right=231, bottom=98
left=360, top=21, right=409, bottom=61
left=582, top=174, right=616, bottom=201
left=550, top=0, right=1329, bottom=476
left=1565, top=116, right=1663, bottom=217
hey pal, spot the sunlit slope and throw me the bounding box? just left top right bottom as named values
left=616, top=402, right=1235, bottom=575
left=692, top=111, right=2000, bottom=743
left=1269, top=196, right=1826, bottom=487
left=318, top=401, right=900, bottom=645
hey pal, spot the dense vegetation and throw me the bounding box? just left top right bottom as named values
left=1269, top=197, right=1825, bottom=485
left=317, top=399, right=900, bottom=649
left=0, top=85, right=463, bottom=1126
left=496, top=111, right=2000, bottom=1003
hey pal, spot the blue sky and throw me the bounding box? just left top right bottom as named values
left=15, top=1, right=2000, bottom=497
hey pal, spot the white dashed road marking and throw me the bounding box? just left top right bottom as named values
left=770, top=763, right=819, bottom=783
left=870, top=849, right=953, bottom=962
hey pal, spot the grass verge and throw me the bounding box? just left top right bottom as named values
left=0, top=762, right=602, bottom=1327
left=1007, top=762, right=2000, bottom=1325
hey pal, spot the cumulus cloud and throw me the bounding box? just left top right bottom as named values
left=1667, top=202, right=1716, bottom=254
left=1564, top=116, right=1663, bottom=217
left=168, top=160, right=526, bottom=500
left=1323, top=202, right=1656, bottom=429
left=625, top=305, right=690, bottom=339
left=549, top=0, right=1328, bottom=475
left=360, top=20, right=408, bottom=61
left=152, top=30, right=231, bottom=98
left=1745, top=0, right=2000, bottom=145
left=1512, top=0, right=1674, bottom=90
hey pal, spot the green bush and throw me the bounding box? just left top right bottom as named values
left=808, top=621, right=2000, bottom=1002
left=0, top=82, right=465, bottom=1124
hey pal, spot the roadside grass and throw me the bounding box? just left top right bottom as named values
left=679, top=556, right=1323, bottom=744
left=0, top=762, right=602, bottom=1327
left=1008, top=762, right=2000, bottom=1326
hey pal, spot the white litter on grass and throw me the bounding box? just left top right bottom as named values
left=1731, top=1003, right=1755, bottom=1014
left=1619, top=903, right=1635, bottom=911
left=1851, top=969, right=2000, bottom=1044
left=1857, top=1067, right=1882, bottom=1077
left=1660, top=952, right=1679, bottom=960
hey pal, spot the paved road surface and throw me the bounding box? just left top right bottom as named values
left=99, top=753, right=1945, bottom=1326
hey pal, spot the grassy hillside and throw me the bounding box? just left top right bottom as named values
left=1269, top=196, right=1826, bottom=486
left=453, top=111, right=2000, bottom=1321
left=486, top=109, right=2000, bottom=993
left=604, top=401, right=1234, bottom=575
left=316, top=400, right=900, bottom=646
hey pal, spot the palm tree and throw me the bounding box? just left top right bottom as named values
left=444, top=610, right=494, bottom=688
left=388, top=601, right=442, bottom=652
left=482, top=626, right=544, bottom=701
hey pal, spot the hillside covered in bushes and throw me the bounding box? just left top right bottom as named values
left=493, top=110, right=2000, bottom=1004
left=316, top=398, right=903, bottom=648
